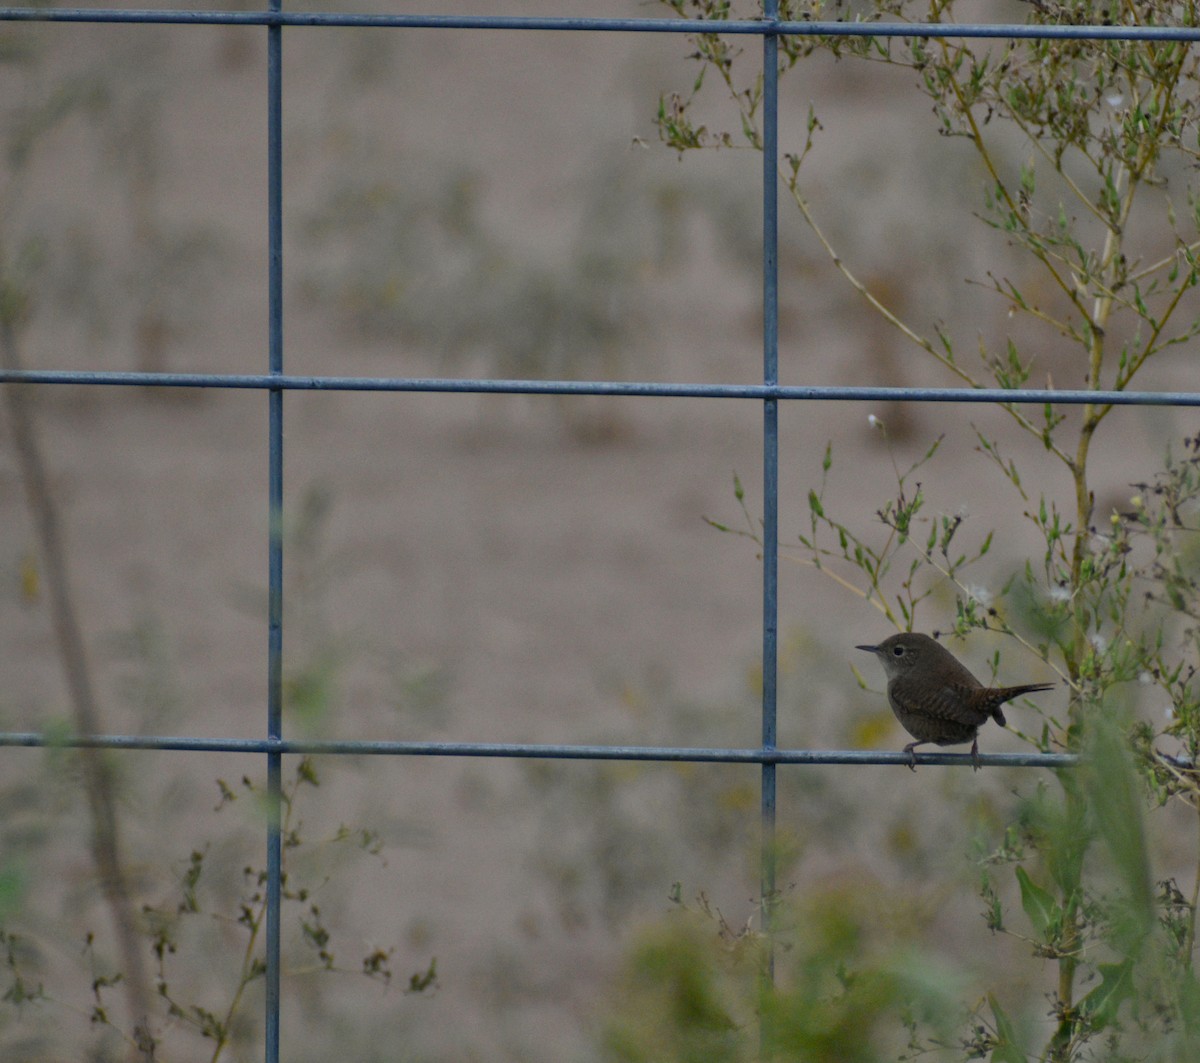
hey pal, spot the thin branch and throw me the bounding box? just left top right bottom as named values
left=0, top=318, right=154, bottom=1058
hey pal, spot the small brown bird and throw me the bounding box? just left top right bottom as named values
left=856, top=632, right=1053, bottom=770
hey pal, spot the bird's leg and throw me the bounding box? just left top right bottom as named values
left=970, top=737, right=981, bottom=771
left=902, top=740, right=922, bottom=772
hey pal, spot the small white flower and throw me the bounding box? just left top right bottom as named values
left=868, top=414, right=882, bottom=430
left=1105, top=90, right=1125, bottom=109
left=965, top=584, right=993, bottom=608
left=1048, top=584, right=1072, bottom=604
left=1165, top=704, right=1176, bottom=721
left=1138, top=671, right=1154, bottom=686
left=1089, top=632, right=1108, bottom=654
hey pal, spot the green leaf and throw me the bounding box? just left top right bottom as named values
left=1079, top=958, right=1134, bottom=1031
left=1081, top=713, right=1154, bottom=948
left=0, top=862, right=25, bottom=921
left=1015, top=866, right=1059, bottom=940
left=988, top=993, right=1027, bottom=1063
left=1020, top=162, right=1035, bottom=197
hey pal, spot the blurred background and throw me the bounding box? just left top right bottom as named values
left=0, top=2, right=1196, bottom=1060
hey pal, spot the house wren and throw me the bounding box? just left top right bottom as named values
left=856, top=632, right=1053, bottom=770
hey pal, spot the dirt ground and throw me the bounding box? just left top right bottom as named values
left=1, top=4, right=1198, bottom=1061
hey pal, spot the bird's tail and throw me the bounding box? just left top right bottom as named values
left=991, top=682, right=1055, bottom=724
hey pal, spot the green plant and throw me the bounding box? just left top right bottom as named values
left=0, top=756, right=434, bottom=1062
left=133, top=758, right=433, bottom=1061
left=603, top=880, right=960, bottom=1063
left=635, top=1, right=1200, bottom=1057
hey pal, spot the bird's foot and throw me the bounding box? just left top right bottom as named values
left=970, top=739, right=981, bottom=771
left=903, top=742, right=920, bottom=772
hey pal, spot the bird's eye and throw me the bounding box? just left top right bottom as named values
left=892, top=645, right=905, bottom=656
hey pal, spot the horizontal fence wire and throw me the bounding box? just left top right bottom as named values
left=4, top=370, right=1200, bottom=406
left=2, top=7, right=1193, bottom=1062
left=2, top=7, right=1200, bottom=41
left=0, top=731, right=1077, bottom=767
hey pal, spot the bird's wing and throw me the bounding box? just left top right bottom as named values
left=909, top=680, right=990, bottom=726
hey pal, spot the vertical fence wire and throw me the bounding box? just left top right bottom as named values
left=759, top=0, right=781, bottom=991
left=265, top=4, right=284, bottom=1062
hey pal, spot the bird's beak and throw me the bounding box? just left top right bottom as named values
left=855, top=644, right=878, bottom=653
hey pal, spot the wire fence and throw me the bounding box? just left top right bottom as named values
left=0, top=4, right=1195, bottom=1062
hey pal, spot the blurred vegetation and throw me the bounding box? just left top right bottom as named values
left=604, top=880, right=962, bottom=1063
left=1, top=20, right=225, bottom=372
